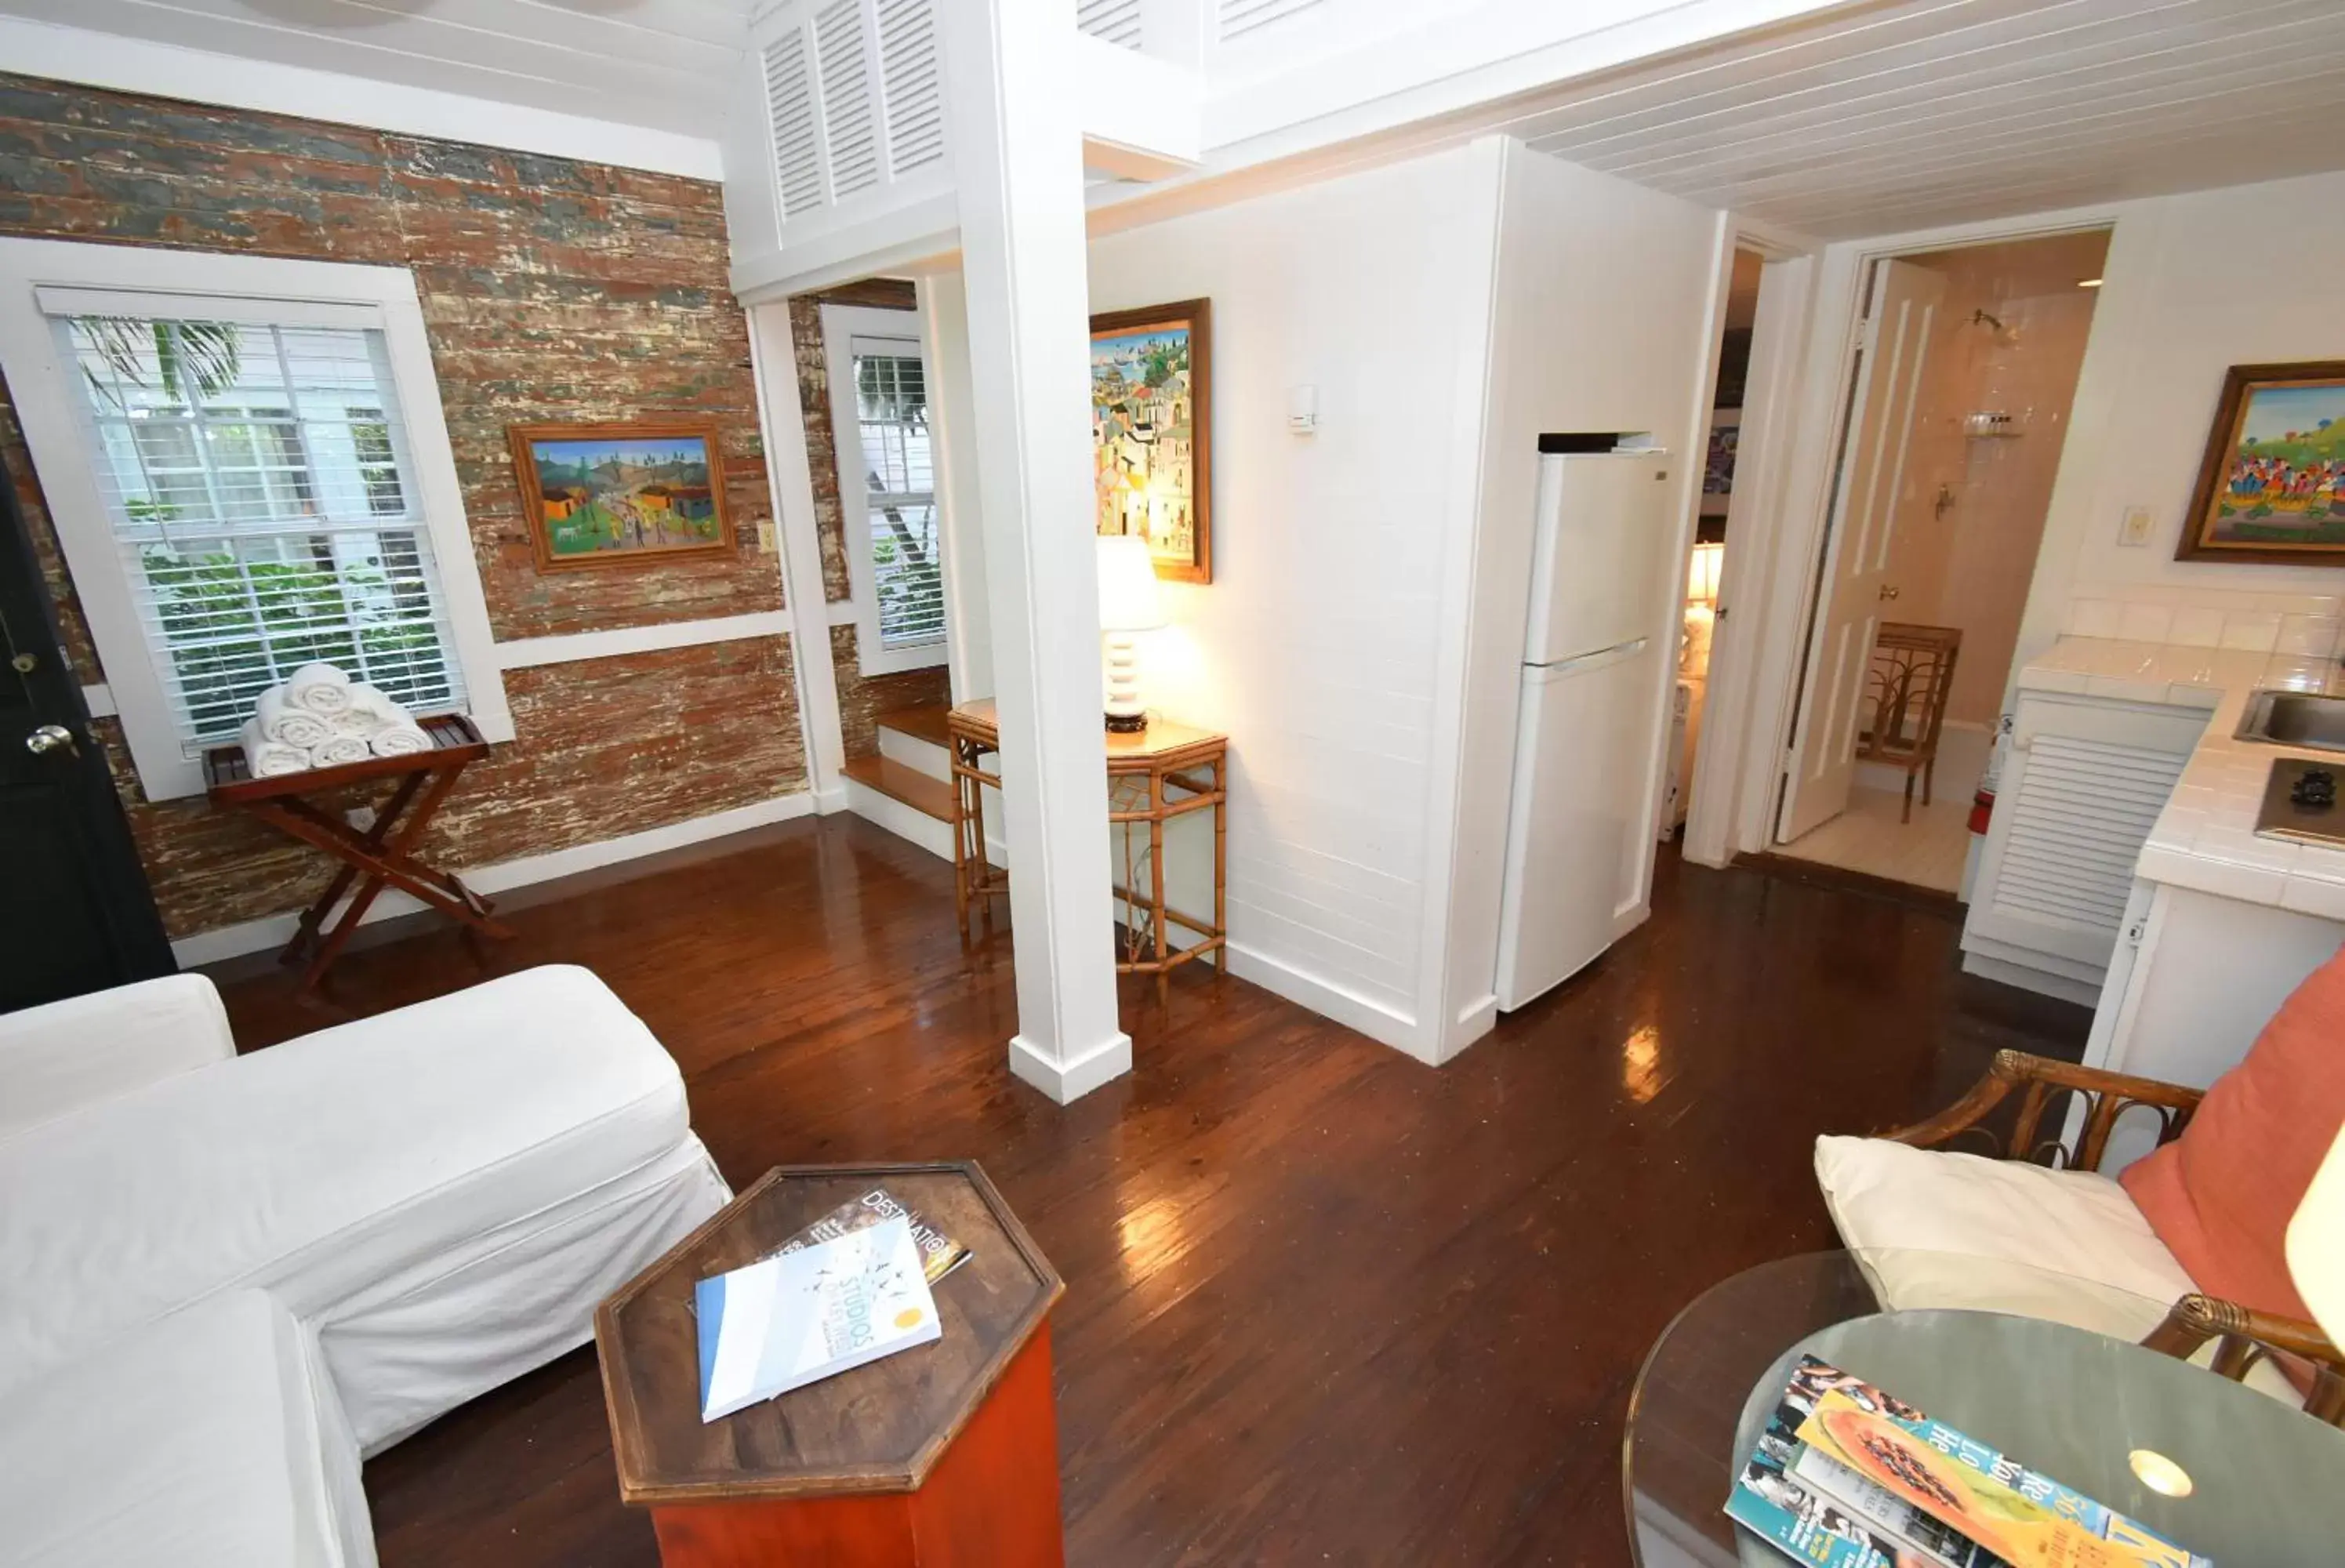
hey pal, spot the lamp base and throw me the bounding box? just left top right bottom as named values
left=1104, top=710, right=1147, bottom=734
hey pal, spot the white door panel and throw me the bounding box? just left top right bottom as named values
left=1778, top=258, right=1944, bottom=844
left=1524, top=453, right=1674, bottom=666
left=1495, top=641, right=1655, bottom=1011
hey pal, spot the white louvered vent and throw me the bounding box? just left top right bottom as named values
left=763, top=28, right=824, bottom=218
left=1079, top=0, right=1144, bottom=49
left=1990, top=735, right=2189, bottom=935
left=1219, top=0, right=1324, bottom=42
left=877, top=0, right=942, bottom=176
left=815, top=0, right=880, bottom=201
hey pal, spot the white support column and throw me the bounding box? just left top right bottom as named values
left=747, top=299, right=848, bottom=813
left=940, top=0, right=1130, bottom=1103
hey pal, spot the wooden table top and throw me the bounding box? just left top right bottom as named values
left=594, top=1161, right=1062, bottom=1504
left=202, top=711, right=485, bottom=802
left=948, top=699, right=1226, bottom=767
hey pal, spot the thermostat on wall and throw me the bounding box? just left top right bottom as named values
left=1288, top=384, right=1318, bottom=434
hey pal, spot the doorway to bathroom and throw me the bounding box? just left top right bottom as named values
left=1772, top=228, right=2111, bottom=896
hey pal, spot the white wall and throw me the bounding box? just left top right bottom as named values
left=1438, top=145, right=1727, bottom=1047
left=1086, top=142, right=1508, bottom=1057
left=2016, top=169, right=2345, bottom=670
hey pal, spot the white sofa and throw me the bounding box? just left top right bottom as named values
left=0, top=964, right=731, bottom=1568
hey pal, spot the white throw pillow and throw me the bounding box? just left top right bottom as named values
left=1814, top=1134, right=2200, bottom=1342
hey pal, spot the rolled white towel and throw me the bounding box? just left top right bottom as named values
left=239, top=718, right=310, bottom=779
left=308, top=734, right=372, bottom=768
left=369, top=721, right=432, bottom=757
left=286, top=662, right=354, bottom=717
left=329, top=705, right=389, bottom=739
left=253, top=685, right=332, bottom=750
left=350, top=681, right=412, bottom=724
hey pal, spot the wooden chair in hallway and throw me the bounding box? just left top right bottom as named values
left=1856, top=622, right=1961, bottom=823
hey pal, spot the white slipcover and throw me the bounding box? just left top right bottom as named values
left=0, top=1290, right=373, bottom=1568
left=0, top=964, right=732, bottom=1451
left=0, top=971, right=234, bottom=1138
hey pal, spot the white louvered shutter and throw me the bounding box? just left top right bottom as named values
left=1218, top=0, right=1326, bottom=42
left=877, top=0, right=943, bottom=176
left=46, top=301, right=467, bottom=754
left=848, top=334, right=942, bottom=649
left=1989, top=735, right=2189, bottom=942
left=757, top=0, right=948, bottom=243
left=764, top=27, right=825, bottom=218
left=1078, top=0, right=1144, bottom=48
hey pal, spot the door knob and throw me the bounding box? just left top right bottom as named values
left=1879, top=584, right=1902, bottom=601
left=25, top=724, right=77, bottom=757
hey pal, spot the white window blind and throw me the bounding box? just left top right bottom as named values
left=848, top=334, right=942, bottom=648
left=51, top=309, right=468, bottom=755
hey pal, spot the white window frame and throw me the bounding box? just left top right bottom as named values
left=819, top=302, right=947, bottom=677
left=0, top=238, right=512, bottom=800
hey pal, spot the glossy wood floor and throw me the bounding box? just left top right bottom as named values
left=208, top=816, right=2089, bottom=1566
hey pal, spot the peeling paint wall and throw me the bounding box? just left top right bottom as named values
left=0, top=74, right=808, bottom=938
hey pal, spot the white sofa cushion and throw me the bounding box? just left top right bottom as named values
left=0, top=1290, right=373, bottom=1568
left=0, top=973, right=235, bottom=1139
left=1814, top=1134, right=2199, bottom=1341
left=0, top=964, right=729, bottom=1447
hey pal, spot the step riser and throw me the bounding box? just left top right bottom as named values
left=877, top=727, right=951, bottom=783
left=843, top=778, right=953, bottom=860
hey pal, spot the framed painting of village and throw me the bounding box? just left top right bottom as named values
left=2177, top=361, right=2345, bottom=564
left=1092, top=298, right=1211, bottom=583
left=508, top=421, right=732, bottom=572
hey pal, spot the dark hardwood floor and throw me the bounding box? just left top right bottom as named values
left=206, top=816, right=2089, bottom=1566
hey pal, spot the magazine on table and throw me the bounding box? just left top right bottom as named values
left=695, top=1214, right=941, bottom=1422
left=1726, top=1355, right=2212, bottom=1568
left=764, top=1186, right=973, bottom=1285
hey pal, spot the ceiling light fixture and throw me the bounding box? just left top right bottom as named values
left=2078, top=278, right=2104, bottom=289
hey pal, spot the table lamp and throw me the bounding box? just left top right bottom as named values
left=2287, top=1122, right=2345, bottom=1344
left=1096, top=535, right=1166, bottom=733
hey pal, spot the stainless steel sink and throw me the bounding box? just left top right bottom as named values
left=2235, top=688, right=2345, bottom=753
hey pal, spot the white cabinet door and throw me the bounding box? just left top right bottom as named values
left=1962, top=693, right=2206, bottom=988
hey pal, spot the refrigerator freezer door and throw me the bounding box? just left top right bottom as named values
left=1494, top=639, right=1655, bottom=1011
left=1523, top=452, right=1674, bottom=667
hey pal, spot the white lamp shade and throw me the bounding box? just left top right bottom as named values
left=1686, top=542, right=1723, bottom=608
left=2288, top=1122, right=2345, bottom=1344
left=1097, top=535, right=1167, bottom=633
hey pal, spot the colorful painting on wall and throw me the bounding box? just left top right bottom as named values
left=1092, top=299, right=1211, bottom=583
left=508, top=422, right=731, bottom=572
left=2178, top=361, right=2345, bottom=564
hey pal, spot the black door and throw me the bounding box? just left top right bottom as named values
left=0, top=460, right=174, bottom=1011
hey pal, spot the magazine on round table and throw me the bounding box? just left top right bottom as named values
left=1724, top=1354, right=2212, bottom=1568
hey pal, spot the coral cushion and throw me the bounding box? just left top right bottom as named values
left=2120, top=942, right=2345, bottom=1319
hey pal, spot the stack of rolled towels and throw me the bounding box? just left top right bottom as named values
left=238, top=662, right=434, bottom=779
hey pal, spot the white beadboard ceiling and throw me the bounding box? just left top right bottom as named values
left=0, top=0, right=755, bottom=140
left=1512, top=0, right=2345, bottom=239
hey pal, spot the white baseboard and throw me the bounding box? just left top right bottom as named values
left=1008, top=1029, right=1133, bottom=1104
left=842, top=778, right=953, bottom=860
left=812, top=783, right=850, bottom=815
left=169, top=793, right=815, bottom=968
left=1438, top=992, right=1499, bottom=1064
left=1224, top=940, right=1428, bottom=1062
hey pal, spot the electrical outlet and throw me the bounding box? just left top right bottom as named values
left=2118, top=506, right=2154, bottom=546
left=755, top=519, right=777, bottom=554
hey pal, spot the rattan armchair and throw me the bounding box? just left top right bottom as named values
left=1886, top=1048, right=2345, bottom=1427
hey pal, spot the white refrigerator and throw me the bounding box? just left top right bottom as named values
left=1494, top=448, right=1676, bottom=1011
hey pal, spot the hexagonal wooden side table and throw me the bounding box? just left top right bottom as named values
left=594, top=1163, right=1066, bottom=1566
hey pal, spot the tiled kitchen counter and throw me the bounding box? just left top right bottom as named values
left=2016, top=637, right=2345, bottom=919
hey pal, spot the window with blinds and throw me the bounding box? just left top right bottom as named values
left=848, top=335, right=942, bottom=649
left=54, top=310, right=466, bottom=754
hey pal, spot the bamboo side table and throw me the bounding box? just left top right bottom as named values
left=946, top=699, right=1228, bottom=1003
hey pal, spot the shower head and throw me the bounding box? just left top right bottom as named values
left=1970, top=309, right=2006, bottom=332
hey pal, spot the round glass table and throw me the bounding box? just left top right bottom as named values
left=1623, top=1250, right=2345, bottom=1566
